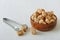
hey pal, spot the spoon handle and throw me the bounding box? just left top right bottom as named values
left=3, top=18, right=22, bottom=31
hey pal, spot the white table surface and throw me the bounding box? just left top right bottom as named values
left=0, top=0, right=60, bottom=40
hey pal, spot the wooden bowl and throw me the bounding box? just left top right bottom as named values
left=30, top=17, right=57, bottom=31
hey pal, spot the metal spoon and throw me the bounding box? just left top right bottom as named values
left=3, top=18, right=28, bottom=31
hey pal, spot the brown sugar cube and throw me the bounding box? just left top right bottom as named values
left=37, top=9, right=45, bottom=14
left=32, top=13, right=39, bottom=17
left=32, top=13, right=36, bottom=16
left=21, top=25, right=28, bottom=32
left=37, top=9, right=42, bottom=14
left=31, top=16, right=34, bottom=20
left=50, top=11, right=54, bottom=15
left=21, top=26, right=27, bottom=32
left=34, top=18, right=39, bottom=23
left=32, top=30, right=37, bottom=35
left=37, top=15, right=44, bottom=20
left=36, top=13, right=40, bottom=17
left=31, top=14, right=36, bottom=20
left=31, top=13, right=38, bottom=20
left=45, top=18, right=50, bottom=24
left=42, top=11, right=47, bottom=17
left=30, top=27, right=37, bottom=35
left=41, top=9, right=45, bottom=11
left=47, top=11, right=54, bottom=16
left=39, top=19, right=46, bottom=24
left=50, top=19, right=55, bottom=23
left=17, top=30, right=24, bottom=36
left=46, top=16, right=52, bottom=20
left=52, top=15, right=56, bottom=20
